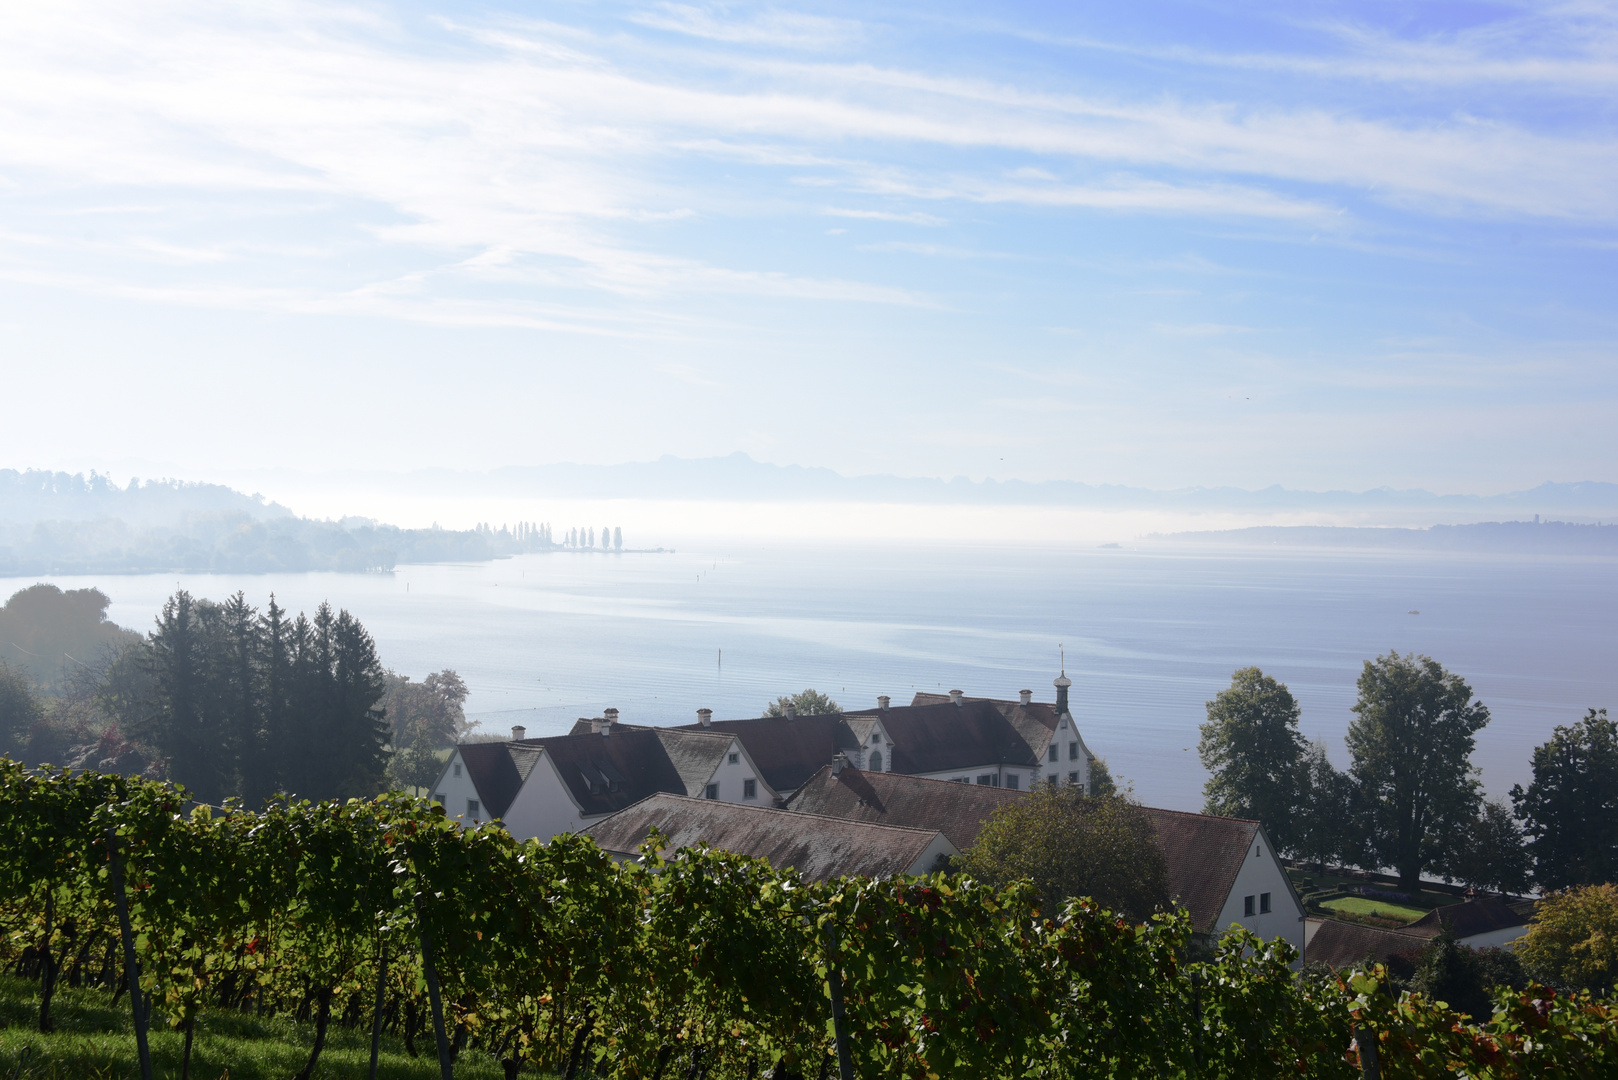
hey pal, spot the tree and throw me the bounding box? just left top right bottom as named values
left=1411, top=927, right=1493, bottom=1020
left=1294, top=739, right=1353, bottom=872
left=1447, top=798, right=1530, bottom=897
left=1198, top=667, right=1307, bottom=854
left=0, top=584, right=140, bottom=694
left=386, top=743, right=446, bottom=791
left=1088, top=756, right=1116, bottom=797
left=1511, top=708, right=1618, bottom=890
left=764, top=689, right=841, bottom=717
left=381, top=669, right=469, bottom=749
left=1346, top=652, right=1489, bottom=890
left=0, top=661, right=42, bottom=759
left=958, top=785, right=1170, bottom=921
left=1514, top=883, right=1618, bottom=995
left=613, top=526, right=622, bottom=550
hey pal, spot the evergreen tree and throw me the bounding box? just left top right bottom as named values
left=1347, top=652, right=1489, bottom=890
left=613, top=526, right=622, bottom=550
left=1198, top=667, right=1308, bottom=854
left=1511, top=708, right=1618, bottom=890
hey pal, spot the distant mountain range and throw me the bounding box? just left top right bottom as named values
left=227, top=454, right=1618, bottom=516
left=1159, top=521, right=1618, bottom=554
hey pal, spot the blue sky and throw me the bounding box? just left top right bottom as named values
left=1, top=0, right=1615, bottom=492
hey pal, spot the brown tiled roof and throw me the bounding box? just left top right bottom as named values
left=782, top=768, right=1275, bottom=934
left=1407, top=896, right=1528, bottom=939
left=1307, top=919, right=1433, bottom=969
left=1141, top=807, right=1264, bottom=934
left=664, top=713, right=859, bottom=794
left=910, top=693, right=1062, bottom=754
left=843, top=699, right=1046, bottom=773
left=784, top=766, right=1023, bottom=849
left=455, top=741, right=545, bottom=820
left=582, top=793, right=955, bottom=881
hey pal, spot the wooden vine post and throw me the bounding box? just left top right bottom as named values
left=368, top=935, right=389, bottom=1080
left=106, top=827, right=154, bottom=1080
left=823, top=923, right=854, bottom=1080
left=417, top=892, right=455, bottom=1080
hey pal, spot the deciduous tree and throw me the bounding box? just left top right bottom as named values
left=1515, top=883, right=1618, bottom=995
left=1447, top=798, right=1530, bottom=898
left=1346, top=652, right=1489, bottom=890
left=0, top=661, right=42, bottom=758
left=764, top=689, right=841, bottom=716
left=1199, top=667, right=1307, bottom=854
left=958, top=784, right=1170, bottom=920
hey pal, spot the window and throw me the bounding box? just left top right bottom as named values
left=871, top=733, right=881, bottom=745
left=869, top=751, right=882, bottom=772
left=434, top=792, right=445, bottom=804
left=467, top=799, right=480, bottom=819
left=728, top=752, right=739, bottom=764
left=1067, top=771, right=1078, bottom=785
left=1069, top=741, right=1079, bottom=761
left=704, top=783, right=718, bottom=800
left=1004, top=774, right=1019, bottom=790
left=1260, top=893, right=1272, bottom=914
left=453, top=762, right=462, bottom=777
left=743, top=779, right=757, bottom=799
left=1048, top=745, right=1058, bottom=763
left=952, top=777, right=969, bottom=784
left=976, top=774, right=994, bottom=786
left=1243, top=895, right=1256, bottom=917
left=1047, top=774, right=1056, bottom=785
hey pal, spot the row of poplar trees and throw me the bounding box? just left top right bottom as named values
left=100, top=590, right=389, bottom=805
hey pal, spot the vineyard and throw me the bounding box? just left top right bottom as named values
left=1, top=761, right=1613, bottom=1080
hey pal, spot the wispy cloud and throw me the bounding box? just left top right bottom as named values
left=629, top=3, right=862, bottom=50
left=823, top=207, right=945, bottom=225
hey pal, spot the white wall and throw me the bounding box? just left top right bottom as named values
left=431, top=749, right=489, bottom=826
left=1212, top=835, right=1306, bottom=963
left=500, top=753, right=588, bottom=842
left=903, top=832, right=962, bottom=875
left=704, top=738, right=771, bottom=803
left=1461, top=925, right=1529, bottom=950
left=908, top=765, right=1039, bottom=790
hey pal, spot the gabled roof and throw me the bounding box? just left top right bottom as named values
left=1306, top=919, right=1432, bottom=969
left=1141, top=807, right=1264, bottom=934
left=910, top=692, right=1063, bottom=754
left=583, top=793, right=955, bottom=881
left=1407, top=896, right=1528, bottom=939
left=664, top=713, right=860, bottom=794
left=453, top=741, right=547, bottom=820
left=784, top=766, right=1022, bottom=849
left=531, top=728, right=736, bottom=817
left=841, top=699, right=1048, bottom=773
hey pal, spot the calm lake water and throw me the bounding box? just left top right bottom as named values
left=8, top=542, right=1616, bottom=812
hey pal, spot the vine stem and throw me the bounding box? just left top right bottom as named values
left=823, top=924, right=854, bottom=1080
left=106, top=828, right=154, bottom=1080
left=418, top=895, right=455, bottom=1080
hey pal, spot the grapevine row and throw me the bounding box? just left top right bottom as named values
left=0, top=760, right=1612, bottom=1079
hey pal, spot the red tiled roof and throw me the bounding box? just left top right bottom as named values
left=582, top=793, right=954, bottom=881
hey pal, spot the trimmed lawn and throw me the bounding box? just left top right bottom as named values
left=1320, top=895, right=1428, bottom=923
left=0, top=976, right=526, bottom=1079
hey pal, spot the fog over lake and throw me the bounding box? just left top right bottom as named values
left=7, top=542, right=1614, bottom=812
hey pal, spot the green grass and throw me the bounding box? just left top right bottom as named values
left=0, top=976, right=526, bottom=1079
left=1319, top=895, right=1428, bottom=923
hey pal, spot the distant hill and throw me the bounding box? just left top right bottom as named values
left=239, top=455, right=1618, bottom=517
left=0, top=469, right=581, bottom=575
left=1158, top=521, right=1618, bottom=554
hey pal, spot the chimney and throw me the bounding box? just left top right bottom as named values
left=511, top=725, right=527, bottom=741
left=604, top=707, right=619, bottom=726
left=877, top=695, right=890, bottom=711
left=785, top=703, right=797, bottom=718
left=1018, top=689, right=1032, bottom=706
left=697, top=708, right=713, bottom=728
left=949, top=689, right=964, bottom=707
left=831, top=752, right=848, bottom=776
left=589, top=717, right=602, bottom=734
left=1054, top=672, right=1071, bottom=716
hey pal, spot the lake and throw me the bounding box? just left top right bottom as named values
left=7, top=541, right=1615, bottom=812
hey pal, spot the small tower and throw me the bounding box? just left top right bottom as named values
left=1054, top=648, right=1072, bottom=717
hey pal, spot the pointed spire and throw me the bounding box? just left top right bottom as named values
left=1054, top=644, right=1072, bottom=715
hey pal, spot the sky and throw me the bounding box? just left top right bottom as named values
left=2, top=0, right=1616, bottom=493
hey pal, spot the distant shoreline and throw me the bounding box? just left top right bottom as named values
left=1153, top=520, right=1618, bottom=555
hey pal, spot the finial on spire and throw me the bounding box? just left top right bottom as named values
left=1060, top=644, right=1065, bottom=677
